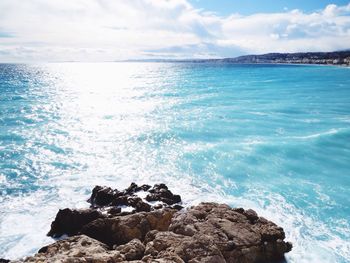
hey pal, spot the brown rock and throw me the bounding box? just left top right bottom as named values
left=80, top=209, right=176, bottom=247
left=17, top=183, right=292, bottom=263
left=22, top=235, right=125, bottom=262
left=143, top=231, right=225, bottom=263
left=114, top=239, right=145, bottom=261
left=167, top=202, right=291, bottom=263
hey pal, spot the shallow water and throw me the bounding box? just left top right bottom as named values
left=0, top=63, right=349, bottom=262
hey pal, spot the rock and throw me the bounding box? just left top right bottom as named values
left=142, top=254, right=184, bottom=263
left=22, top=235, right=125, bottom=262
left=107, top=206, right=122, bottom=215
left=127, top=196, right=151, bottom=212
left=111, top=195, right=129, bottom=207
left=123, top=182, right=151, bottom=195
left=47, top=183, right=182, bottom=239
left=19, top=184, right=292, bottom=263
left=144, top=231, right=225, bottom=263
left=47, top=208, right=104, bottom=237
left=171, top=204, right=184, bottom=211
left=114, top=239, right=145, bottom=260
left=88, top=185, right=118, bottom=207
left=0, top=259, right=10, bottom=263
left=167, top=202, right=292, bottom=263
left=243, top=209, right=259, bottom=223
left=146, top=184, right=182, bottom=205
left=80, top=208, right=176, bottom=247
left=87, top=183, right=182, bottom=214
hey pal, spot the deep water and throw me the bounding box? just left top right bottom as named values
left=0, top=63, right=349, bottom=262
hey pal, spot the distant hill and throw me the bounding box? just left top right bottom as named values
left=218, top=51, right=350, bottom=66
left=128, top=51, right=350, bottom=66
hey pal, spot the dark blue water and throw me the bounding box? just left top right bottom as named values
left=0, top=63, right=349, bottom=262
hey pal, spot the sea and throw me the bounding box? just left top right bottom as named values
left=0, top=63, right=349, bottom=262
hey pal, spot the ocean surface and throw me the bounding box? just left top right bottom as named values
left=0, top=63, right=349, bottom=262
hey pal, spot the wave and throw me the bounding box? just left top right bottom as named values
left=290, top=128, right=349, bottom=140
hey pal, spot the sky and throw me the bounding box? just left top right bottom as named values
left=189, top=0, right=350, bottom=15
left=0, top=0, right=350, bottom=62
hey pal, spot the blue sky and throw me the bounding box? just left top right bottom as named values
left=190, top=0, right=350, bottom=15
left=0, top=0, right=350, bottom=62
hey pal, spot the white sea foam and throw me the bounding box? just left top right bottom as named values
left=291, top=128, right=344, bottom=140
left=119, top=205, right=134, bottom=213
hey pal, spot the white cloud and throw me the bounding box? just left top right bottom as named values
left=0, top=0, right=349, bottom=61
left=220, top=6, right=350, bottom=54
left=323, top=3, right=350, bottom=16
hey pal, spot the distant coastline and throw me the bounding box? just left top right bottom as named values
left=125, top=50, right=350, bottom=67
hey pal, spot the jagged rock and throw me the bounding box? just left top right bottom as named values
left=47, top=183, right=182, bottom=239
left=123, top=182, right=151, bottom=195
left=114, top=239, right=145, bottom=261
left=166, top=203, right=292, bottom=263
left=243, top=209, right=259, bottom=223
left=22, top=235, right=125, bottom=262
left=111, top=196, right=129, bottom=207
left=171, top=204, right=184, bottom=211
left=107, top=206, right=122, bottom=215
left=88, top=183, right=181, bottom=214
left=127, top=196, right=151, bottom=212
left=47, top=208, right=104, bottom=237
left=17, top=184, right=292, bottom=263
left=0, top=259, right=10, bottom=263
left=88, top=185, right=118, bottom=207
left=146, top=184, right=181, bottom=205
left=80, top=208, right=176, bottom=247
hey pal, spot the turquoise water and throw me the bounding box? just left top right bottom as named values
left=0, top=63, right=349, bottom=262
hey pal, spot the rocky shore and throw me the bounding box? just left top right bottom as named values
left=6, top=183, right=292, bottom=263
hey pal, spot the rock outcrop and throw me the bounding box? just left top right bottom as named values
left=13, top=183, right=292, bottom=263
left=47, top=208, right=104, bottom=237
left=88, top=183, right=181, bottom=210
left=47, top=183, right=182, bottom=238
